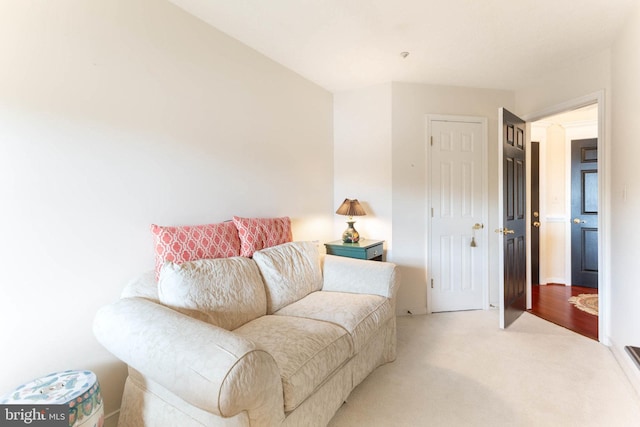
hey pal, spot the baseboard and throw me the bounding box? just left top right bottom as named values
left=104, top=409, right=119, bottom=427
left=609, top=338, right=640, bottom=400
left=626, top=346, right=640, bottom=369
left=398, top=307, right=427, bottom=316
left=543, top=278, right=566, bottom=285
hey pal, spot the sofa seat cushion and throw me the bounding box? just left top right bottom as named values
left=275, top=291, right=393, bottom=354
left=233, top=315, right=351, bottom=412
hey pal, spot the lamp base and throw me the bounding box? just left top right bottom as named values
left=342, top=221, right=360, bottom=243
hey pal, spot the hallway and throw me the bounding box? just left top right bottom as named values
left=528, top=284, right=598, bottom=340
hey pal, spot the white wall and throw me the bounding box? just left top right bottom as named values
left=610, top=1, right=640, bottom=394
left=515, top=49, right=612, bottom=118
left=333, top=84, right=393, bottom=248
left=542, top=124, right=569, bottom=284
left=390, top=83, right=514, bottom=313
left=334, top=83, right=514, bottom=315
left=0, top=0, right=334, bottom=423
left=334, top=83, right=513, bottom=314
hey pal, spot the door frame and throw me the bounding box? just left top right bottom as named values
left=425, top=114, right=489, bottom=313
left=522, top=90, right=607, bottom=344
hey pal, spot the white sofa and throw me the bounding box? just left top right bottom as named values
left=94, top=241, right=399, bottom=426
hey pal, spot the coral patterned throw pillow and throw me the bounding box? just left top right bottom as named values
left=151, top=222, right=240, bottom=279
left=232, top=216, right=293, bottom=257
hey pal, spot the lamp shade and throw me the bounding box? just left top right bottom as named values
left=335, top=199, right=366, bottom=217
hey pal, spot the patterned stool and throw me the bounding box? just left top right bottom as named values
left=1, top=370, right=104, bottom=427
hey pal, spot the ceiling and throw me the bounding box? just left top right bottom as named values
left=168, top=0, right=637, bottom=93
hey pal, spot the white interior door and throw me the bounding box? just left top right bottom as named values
left=428, top=116, right=488, bottom=312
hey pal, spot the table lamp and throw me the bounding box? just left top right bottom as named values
left=335, top=198, right=366, bottom=243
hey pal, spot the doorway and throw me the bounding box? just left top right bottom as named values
left=529, top=102, right=600, bottom=339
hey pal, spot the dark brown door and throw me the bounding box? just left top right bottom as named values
left=500, top=108, right=527, bottom=328
left=571, top=138, right=598, bottom=288
left=531, top=141, right=540, bottom=285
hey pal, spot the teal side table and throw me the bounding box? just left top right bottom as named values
left=324, top=239, right=384, bottom=261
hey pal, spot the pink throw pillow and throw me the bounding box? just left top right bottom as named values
left=151, top=222, right=241, bottom=279
left=232, top=216, right=293, bottom=257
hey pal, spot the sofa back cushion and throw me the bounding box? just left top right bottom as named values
left=252, top=241, right=322, bottom=314
left=151, top=222, right=241, bottom=280
left=158, top=257, right=266, bottom=330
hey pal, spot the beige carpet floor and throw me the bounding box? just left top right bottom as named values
left=329, top=310, right=640, bottom=427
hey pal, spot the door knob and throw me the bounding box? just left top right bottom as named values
left=532, top=221, right=541, bottom=228
left=494, top=228, right=515, bottom=235
left=573, top=218, right=586, bottom=224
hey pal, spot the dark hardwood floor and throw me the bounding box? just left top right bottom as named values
left=528, top=284, right=598, bottom=341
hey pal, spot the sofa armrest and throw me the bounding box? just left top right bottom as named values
left=93, top=298, right=284, bottom=423
left=120, top=270, right=158, bottom=301
left=321, top=255, right=399, bottom=299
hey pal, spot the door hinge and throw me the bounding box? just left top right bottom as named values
left=431, top=279, right=434, bottom=289
left=430, top=136, right=433, bottom=146
left=431, top=207, right=434, bottom=217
